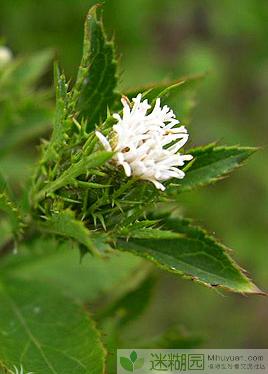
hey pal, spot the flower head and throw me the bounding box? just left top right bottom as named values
left=96, top=93, right=193, bottom=191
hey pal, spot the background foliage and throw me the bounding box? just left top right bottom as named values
left=0, top=0, right=267, bottom=369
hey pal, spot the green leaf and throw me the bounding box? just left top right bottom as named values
left=0, top=103, right=52, bottom=157
left=0, top=50, right=53, bottom=157
left=0, top=278, right=105, bottom=374
left=117, top=217, right=263, bottom=294
left=99, top=274, right=154, bottom=373
left=0, top=154, right=33, bottom=187
left=37, top=210, right=108, bottom=256
left=17, top=50, right=53, bottom=86
left=41, top=64, right=70, bottom=163
left=118, top=222, right=184, bottom=240
left=100, top=275, right=156, bottom=327
left=0, top=50, right=53, bottom=91
left=13, top=50, right=53, bottom=88
left=0, top=172, right=7, bottom=193
left=130, top=351, right=137, bottom=363
left=0, top=238, right=143, bottom=303
left=170, top=145, right=257, bottom=193
left=119, top=357, right=133, bottom=372
left=74, top=5, right=119, bottom=129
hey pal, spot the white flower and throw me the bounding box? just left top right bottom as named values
left=96, top=93, right=193, bottom=191
left=0, top=46, right=12, bottom=67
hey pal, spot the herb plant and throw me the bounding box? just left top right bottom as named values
left=0, top=5, right=265, bottom=374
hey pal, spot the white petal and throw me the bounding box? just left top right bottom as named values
left=113, top=113, right=121, bottom=121
left=151, top=179, right=166, bottom=191
left=95, top=131, right=112, bottom=151
left=122, top=162, right=132, bottom=177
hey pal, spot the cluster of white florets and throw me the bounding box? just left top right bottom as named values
left=96, top=93, right=192, bottom=191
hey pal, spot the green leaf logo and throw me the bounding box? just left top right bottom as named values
left=134, top=358, right=145, bottom=370
left=120, top=351, right=144, bottom=372
left=120, top=356, right=133, bottom=372
left=130, top=350, right=137, bottom=363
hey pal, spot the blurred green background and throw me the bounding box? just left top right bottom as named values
left=0, top=0, right=267, bottom=347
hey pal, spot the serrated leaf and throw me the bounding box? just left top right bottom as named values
left=117, top=217, right=263, bottom=294
left=74, top=5, right=119, bottom=129
left=37, top=210, right=107, bottom=256
left=119, top=357, right=133, bottom=372
left=170, top=145, right=257, bottom=193
left=0, top=278, right=105, bottom=374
